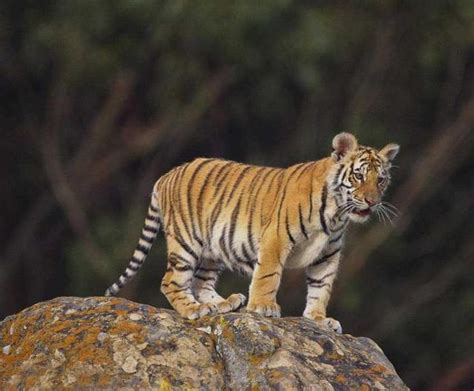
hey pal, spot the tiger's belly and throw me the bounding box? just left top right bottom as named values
left=205, top=222, right=258, bottom=276
left=285, top=232, right=329, bottom=269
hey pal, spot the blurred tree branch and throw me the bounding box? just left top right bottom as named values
left=430, top=358, right=474, bottom=391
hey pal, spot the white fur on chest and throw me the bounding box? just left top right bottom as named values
left=285, top=199, right=339, bottom=269
left=285, top=232, right=329, bottom=269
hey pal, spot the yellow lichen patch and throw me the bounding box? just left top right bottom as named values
left=23, top=377, right=36, bottom=389
left=248, top=354, right=265, bottom=367
left=352, top=363, right=388, bottom=379
left=159, top=378, right=174, bottom=391
left=221, top=326, right=235, bottom=343
left=267, top=370, right=284, bottom=381
left=360, top=384, right=370, bottom=391
left=96, top=373, right=113, bottom=387
left=336, top=374, right=348, bottom=383
left=48, top=320, right=75, bottom=334
left=324, top=351, right=344, bottom=361
left=109, top=320, right=143, bottom=336
left=370, top=364, right=388, bottom=374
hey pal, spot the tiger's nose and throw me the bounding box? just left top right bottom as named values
left=365, top=197, right=378, bottom=207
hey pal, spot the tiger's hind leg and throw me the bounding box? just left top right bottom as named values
left=160, top=236, right=216, bottom=320
left=193, top=258, right=246, bottom=314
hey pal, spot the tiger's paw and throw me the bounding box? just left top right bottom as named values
left=246, top=300, right=281, bottom=317
left=212, top=293, right=246, bottom=314
left=315, top=317, right=343, bottom=334
left=227, top=293, right=246, bottom=310
left=303, top=310, right=342, bottom=333
left=180, top=303, right=218, bottom=320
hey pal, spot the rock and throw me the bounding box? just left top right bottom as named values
left=0, top=297, right=409, bottom=390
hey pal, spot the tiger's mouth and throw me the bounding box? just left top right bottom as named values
left=352, top=208, right=371, bottom=217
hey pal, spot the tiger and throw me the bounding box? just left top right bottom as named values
left=105, top=132, right=399, bottom=333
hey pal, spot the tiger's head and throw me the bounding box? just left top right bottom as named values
left=330, top=132, right=399, bottom=223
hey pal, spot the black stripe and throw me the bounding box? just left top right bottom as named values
left=261, top=170, right=284, bottom=225
left=219, top=225, right=231, bottom=260
left=241, top=243, right=254, bottom=264
left=136, top=244, right=150, bottom=255
left=207, top=164, right=237, bottom=233
left=173, top=264, right=193, bottom=272
left=319, top=184, right=329, bottom=235
left=128, top=263, right=140, bottom=271
left=187, top=159, right=215, bottom=244
left=310, top=248, right=340, bottom=266
left=247, top=216, right=256, bottom=255
left=194, top=274, right=217, bottom=281
left=140, top=233, right=154, bottom=243
left=132, top=255, right=144, bottom=264
left=298, top=204, right=308, bottom=240
left=174, top=164, right=194, bottom=243
left=286, top=213, right=295, bottom=245
left=295, top=162, right=315, bottom=182
left=196, top=163, right=221, bottom=239
left=307, top=272, right=335, bottom=285
left=197, top=267, right=222, bottom=273
left=169, top=251, right=193, bottom=265
left=307, top=282, right=329, bottom=289
left=149, top=203, right=159, bottom=213
left=146, top=212, right=158, bottom=221
left=244, top=167, right=268, bottom=214
left=332, top=164, right=344, bottom=188
left=209, top=196, right=225, bottom=233
left=225, top=166, right=252, bottom=205
left=162, top=279, right=190, bottom=289
left=215, top=162, right=237, bottom=189
left=263, top=289, right=277, bottom=296
left=143, top=224, right=159, bottom=233
left=231, top=247, right=247, bottom=266
left=213, top=161, right=235, bottom=187
left=258, top=271, right=280, bottom=280
left=173, top=236, right=198, bottom=260
left=164, top=287, right=189, bottom=295
left=228, top=198, right=242, bottom=252
left=329, top=232, right=344, bottom=244
left=160, top=173, right=172, bottom=221
left=253, top=168, right=278, bottom=214
left=276, top=167, right=305, bottom=231
left=168, top=253, right=194, bottom=271
left=276, top=180, right=289, bottom=236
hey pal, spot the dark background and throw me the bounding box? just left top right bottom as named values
left=1, top=1, right=473, bottom=389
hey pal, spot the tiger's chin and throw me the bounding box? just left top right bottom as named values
left=349, top=208, right=371, bottom=223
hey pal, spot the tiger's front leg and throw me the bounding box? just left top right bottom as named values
left=247, top=234, right=291, bottom=317
left=303, top=247, right=342, bottom=333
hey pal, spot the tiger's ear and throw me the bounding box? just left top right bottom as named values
left=379, top=143, right=400, bottom=162
left=332, top=132, right=358, bottom=161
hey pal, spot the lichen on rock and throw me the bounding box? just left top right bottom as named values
left=0, top=297, right=409, bottom=390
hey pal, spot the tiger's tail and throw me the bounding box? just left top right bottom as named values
left=105, top=193, right=161, bottom=297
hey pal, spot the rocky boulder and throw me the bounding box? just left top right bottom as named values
left=0, top=297, right=408, bottom=390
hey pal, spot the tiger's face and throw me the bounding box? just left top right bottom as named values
left=331, top=132, right=399, bottom=224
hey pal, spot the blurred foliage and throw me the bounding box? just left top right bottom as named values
left=1, top=1, right=473, bottom=389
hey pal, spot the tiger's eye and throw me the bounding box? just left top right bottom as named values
left=355, top=173, right=363, bottom=181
